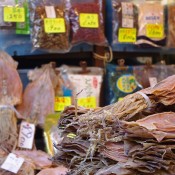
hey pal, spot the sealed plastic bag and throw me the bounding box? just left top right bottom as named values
left=167, top=2, right=175, bottom=48
left=30, top=0, right=71, bottom=52
left=69, top=0, right=107, bottom=46
left=105, top=63, right=142, bottom=105
left=136, top=1, right=166, bottom=47
left=112, top=0, right=138, bottom=44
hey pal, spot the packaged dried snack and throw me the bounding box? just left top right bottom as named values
left=112, top=0, right=138, bottom=44
left=30, top=0, right=71, bottom=52
left=105, top=62, right=142, bottom=105
left=136, top=1, right=166, bottom=47
left=69, top=0, right=107, bottom=46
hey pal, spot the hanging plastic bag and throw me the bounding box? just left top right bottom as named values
left=135, top=1, right=166, bottom=47
left=112, top=0, right=138, bottom=44
left=69, top=0, right=107, bottom=46
left=105, top=62, right=142, bottom=105
left=30, top=0, right=71, bottom=52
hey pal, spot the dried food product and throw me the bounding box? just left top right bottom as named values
left=53, top=75, right=175, bottom=174
left=167, top=3, right=175, bottom=47
left=0, top=51, right=22, bottom=106
left=17, top=68, right=55, bottom=126
left=105, top=63, right=142, bottom=105
left=112, top=0, right=138, bottom=44
left=69, top=0, right=107, bottom=46
left=30, top=0, right=70, bottom=52
left=136, top=1, right=166, bottom=47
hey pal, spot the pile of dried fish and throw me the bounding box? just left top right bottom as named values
left=53, top=75, right=175, bottom=175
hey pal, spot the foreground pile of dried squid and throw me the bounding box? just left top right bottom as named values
left=53, top=75, right=175, bottom=175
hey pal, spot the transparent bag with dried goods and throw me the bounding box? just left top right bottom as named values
left=135, top=0, right=166, bottom=47
left=69, top=0, right=107, bottom=46
left=30, top=0, right=71, bottom=53
left=112, top=0, right=138, bottom=44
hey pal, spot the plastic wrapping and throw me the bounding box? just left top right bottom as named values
left=30, top=0, right=71, bottom=52
left=167, top=2, right=175, bottom=48
left=0, top=0, right=15, bottom=29
left=69, top=0, right=107, bottom=46
left=136, top=1, right=166, bottom=47
left=105, top=63, right=142, bottom=105
left=112, top=0, right=138, bottom=44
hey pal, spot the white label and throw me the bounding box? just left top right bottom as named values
left=45, top=6, right=56, bottom=18
left=121, top=2, right=133, bottom=16
left=122, top=18, right=134, bottom=28
left=1, top=153, right=24, bottom=174
left=149, top=77, right=158, bottom=87
left=18, top=121, right=35, bottom=149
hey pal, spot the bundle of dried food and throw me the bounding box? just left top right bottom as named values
left=30, top=0, right=71, bottom=52
left=17, top=68, right=55, bottom=126
left=53, top=75, right=175, bottom=174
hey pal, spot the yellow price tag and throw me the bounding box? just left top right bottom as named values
left=146, top=24, right=164, bottom=38
left=77, top=97, right=97, bottom=109
left=79, top=13, right=99, bottom=28
left=118, top=28, right=136, bottom=43
left=3, top=7, right=25, bottom=22
left=54, top=97, right=71, bottom=112
left=44, top=18, right=66, bottom=33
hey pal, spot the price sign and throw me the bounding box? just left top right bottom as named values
left=54, top=97, right=71, bottom=111
left=3, top=7, right=25, bottom=22
left=149, top=77, right=158, bottom=87
left=146, top=24, right=163, bottom=38
left=1, top=153, right=24, bottom=174
left=44, top=18, right=66, bottom=33
left=77, top=96, right=96, bottom=109
left=18, top=121, right=35, bottom=149
left=118, top=28, right=136, bottom=43
left=79, top=13, right=99, bottom=28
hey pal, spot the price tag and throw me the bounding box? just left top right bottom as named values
left=3, top=7, right=25, bottom=22
left=44, top=18, right=66, bottom=33
left=79, top=13, right=99, bottom=28
left=77, top=96, right=96, bottom=109
left=118, top=28, right=136, bottom=43
left=54, top=97, right=71, bottom=111
left=149, top=77, right=158, bottom=87
left=146, top=24, right=164, bottom=38
left=1, top=153, right=24, bottom=174
left=18, top=121, right=35, bottom=149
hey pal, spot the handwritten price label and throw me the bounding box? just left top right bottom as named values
left=54, top=97, right=71, bottom=111
left=4, top=7, right=25, bottom=22
left=1, top=153, right=24, bottom=174
left=118, top=28, right=136, bottom=43
left=77, top=97, right=97, bottom=109
left=18, top=121, right=35, bottom=149
left=79, top=13, right=99, bottom=28
left=44, top=18, right=66, bottom=33
left=146, top=24, right=164, bottom=38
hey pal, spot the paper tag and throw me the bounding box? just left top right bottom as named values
left=18, top=121, right=35, bottom=149
left=54, top=97, right=71, bottom=111
left=77, top=96, right=96, bottom=109
left=3, top=6, right=25, bottom=22
left=45, top=6, right=56, bottom=18
left=79, top=13, right=99, bottom=28
left=1, top=153, right=24, bottom=174
left=149, top=77, right=157, bottom=87
left=118, top=28, right=136, bottom=43
left=44, top=18, right=66, bottom=33
left=146, top=24, right=164, bottom=38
